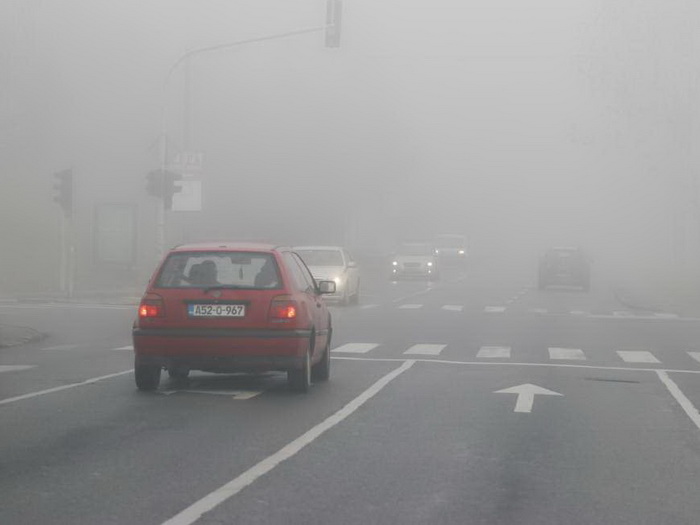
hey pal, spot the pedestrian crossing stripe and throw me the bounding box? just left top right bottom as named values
left=616, top=351, right=660, bottom=364
left=548, top=347, right=586, bottom=361
left=689, top=352, right=700, bottom=363
left=484, top=306, right=506, bottom=313
left=331, top=343, right=379, bottom=354
left=441, top=305, right=464, bottom=312
left=477, top=346, right=511, bottom=358
left=0, top=365, right=35, bottom=373
left=403, top=344, right=446, bottom=356
left=398, top=304, right=423, bottom=310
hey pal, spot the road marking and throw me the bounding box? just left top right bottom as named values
left=484, top=306, right=506, bottom=313
left=549, top=347, right=586, bottom=361
left=530, top=308, right=548, bottom=315
left=570, top=310, right=588, bottom=316
left=398, top=304, right=423, bottom=310
left=113, top=345, right=134, bottom=351
left=391, top=287, right=434, bottom=304
left=441, top=305, right=464, bottom=312
left=0, top=365, right=35, bottom=373
left=331, top=343, right=379, bottom=354
left=0, top=369, right=133, bottom=406
left=161, top=360, right=416, bottom=525
left=174, top=390, right=262, bottom=400
left=656, top=371, right=700, bottom=431
left=403, top=344, right=446, bottom=356
left=613, top=311, right=635, bottom=317
left=689, top=352, right=700, bottom=364
left=332, top=356, right=700, bottom=375
left=617, top=350, right=660, bottom=364
left=654, top=313, right=679, bottom=319
left=494, top=383, right=563, bottom=413
left=359, top=304, right=378, bottom=309
left=41, top=344, right=79, bottom=351
left=477, top=346, right=511, bottom=359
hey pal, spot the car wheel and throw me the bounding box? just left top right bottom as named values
left=135, top=363, right=161, bottom=391
left=168, top=366, right=190, bottom=380
left=288, top=345, right=312, bottom=393
left=311, top=328, right=332, bottom=382
left=350, top=283, right=360, bottom=305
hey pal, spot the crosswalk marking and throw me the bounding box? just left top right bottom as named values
left=0, top=365, right=35, bottom=373
left=477, top=346, right=511, bottom=359
left=403, top=344, right=446, bottom=356
left=484, top=306, right=506, bottom=313
left=359, top=304, right=378, bottom=309
left=398, top=304, right=423, bottom=310
left=654, top=313, right=679, bottom=319
left=114, top=345, right=134, bottom=351
left=332, top=343, right=379, bottom=354
left=441, top=305, right=464, bottom=312
left=531, top=308, right=548, bottom=315
left=617, top=350, right=660, bottom=364
left=688, top=352, right=700, bottom=364
left=548, top=347, right=586, bottom=361
left=570, top=310, right=588, bottom=316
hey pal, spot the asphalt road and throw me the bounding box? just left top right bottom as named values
left=1, top=264, right=700, bottom=524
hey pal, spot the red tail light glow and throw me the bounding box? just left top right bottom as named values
left=138, top=294, right=164, bottom=319
left=269, top=296, right=298, bottom=320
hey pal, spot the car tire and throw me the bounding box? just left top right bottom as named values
left=289, top=344, right=312, bottom=393
left=168, top=366, right=190, bottom=380
left=135, top=363, right=161, bottom=391
left=311, top=327, right=332, bottom=382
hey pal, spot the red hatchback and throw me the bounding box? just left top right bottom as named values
left=132, top=243, right=336, bottom=393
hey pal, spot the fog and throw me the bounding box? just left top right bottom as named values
left=1, top=0, right=698, bottom=293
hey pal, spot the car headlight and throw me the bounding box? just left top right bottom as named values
left=427, top=261, right=433, bottom=267
left=333, top=276, right=342, bottom=285
left=458, top=249, right=465, bottom=255
left=392, top=261, right=398, bottom=266
left=435, top=249, right=440, bottom=255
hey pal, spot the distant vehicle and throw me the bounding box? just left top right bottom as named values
left=294, top=246, right=360, bottom=305
left=391, top=242, right=440, bottom=281
left=132, top=242, right=336, bottom=393
left=538, top=247, right=590, bottom=291
left=434, top=233, right=468, bottom=263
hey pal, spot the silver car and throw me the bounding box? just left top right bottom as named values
left=391, top=242, right=440, bottom=281
left=294, top=246, right=360, bottom=305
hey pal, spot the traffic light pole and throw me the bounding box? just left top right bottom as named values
left=155, top=8, right=342, bottom=258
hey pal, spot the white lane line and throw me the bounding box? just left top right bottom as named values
left=331, top=343, right=379, bottom=354
left=613, top=311, right=635, bottom=317
left=477, top=346, right=511, bottom=359
left=617, top=350, right=660, bottom=364
left=403, top=344, right=446, bottom=356
left=484, top=306, right=506, bottom=313
left=113, top=345, right=134, bottom=351
left=161, top=360, right=416, bottom=525
left=530, top=308, right=548, bottom=315
left=441, top=305, right=463, bottom=312
left=656, top=371, right=700, bottom=431
left=654, top=313, right=679, bottom=319
left=0, top=369, right=133, bottom=406
left=359, top=304, right=378, bottom=310
left=548, top=347, right=586, bottom=361
left=688, top=352, right=700, bottom=364
left=398, top=304, right=423, bottom=310
left=0, top=365, right=35, bottom=373
left=570, top=310, right=589, bottom=316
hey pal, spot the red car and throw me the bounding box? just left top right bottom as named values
left=132, top=243, right=336, bottom=393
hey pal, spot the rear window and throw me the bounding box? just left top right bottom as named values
left=155, top=251, right=282, bottom=289
left=295, top=249, right=344, bottom=267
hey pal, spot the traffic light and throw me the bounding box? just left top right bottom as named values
left=325, top=0, right=342, bottom=48
left=53, top=169, right=73, bottom=217
left=146, top=170, right=182, bottom=211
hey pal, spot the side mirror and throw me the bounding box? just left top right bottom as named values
left=317, top=280, right=337, bottom=295
left=347, top=261, right=357, bottom=269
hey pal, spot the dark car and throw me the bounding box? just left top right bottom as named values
left=132, top=242, right=336, bottom=393
left=538, top=247, right=590, bottom=291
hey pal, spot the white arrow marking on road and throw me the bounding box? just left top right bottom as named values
left=495, top=383, right=563, bottom=413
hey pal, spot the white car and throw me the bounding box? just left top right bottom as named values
left=294, top=246, right=360, bottom=305
left=434, top=233, right=468, bottom=263
left=391, top=242, right=440, bottom=281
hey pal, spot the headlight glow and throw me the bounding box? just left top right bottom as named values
left=458, top=249, right=465, bottom=255
left=427, top=262, right=433, bottom=267
left=392, top=261, right=398, bottom=266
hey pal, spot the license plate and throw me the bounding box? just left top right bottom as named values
left=188, top=304, right=246, bottom=317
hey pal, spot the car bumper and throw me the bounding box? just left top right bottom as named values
left=133, top=327, right=312, bottom=372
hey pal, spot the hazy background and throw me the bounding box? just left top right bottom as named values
left=1, top=0, right=698, bottom=293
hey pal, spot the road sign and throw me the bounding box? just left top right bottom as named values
left=171, top=151, right=203, bottom=174
left=171, top=180, right=202, bottom=212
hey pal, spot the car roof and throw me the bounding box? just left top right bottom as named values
left=169, top=242, right=285, bottom=253
left=293, top=246, right=344, bottom=251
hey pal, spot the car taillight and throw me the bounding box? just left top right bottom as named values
left=269, top=296, right=298, bottom=320
left=138, top=293, right=164, bottom=318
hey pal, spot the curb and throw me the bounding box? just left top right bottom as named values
left=612, top=287, right=665, bottom=314
left=0, top=324, right=47, bottom=348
